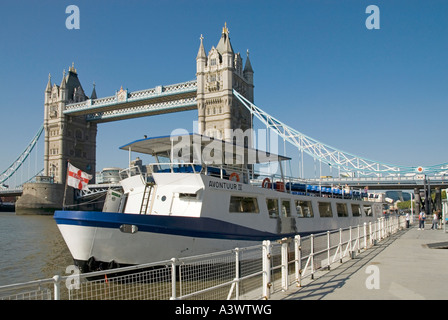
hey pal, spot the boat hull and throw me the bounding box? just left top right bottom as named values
left=54, top=210, right=303, bottom=272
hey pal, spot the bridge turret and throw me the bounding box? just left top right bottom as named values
left=44, top=73, right=52, bottom=105
left=196, top=34, right=207, bottom=71
left=196, top=34, right=207, bottom=134
left=59, top=70, right=67, bottom=101
left=90, top=82, right=97, bottom=100
left=217, top=22, right=234, bottom=68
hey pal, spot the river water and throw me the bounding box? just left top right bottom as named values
left=0, top=211, right=73, bottom=286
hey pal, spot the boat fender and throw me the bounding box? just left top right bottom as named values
left=276, top=181, right=285, bottom=192
left=229, top=172, right=240, bottom=182
left=87, top=256, right=97, bottom=272
left=262, top=177, right=271, bottom=188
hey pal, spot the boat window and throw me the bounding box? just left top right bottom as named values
left=336, top=203, right=348, bottom=217
left=229, top=196, right=259, bottom=213
left=281, top=199, right=291, bottom=217
left=179, top=193, right=198, bottom=200
left=295, top=200, right=314, bottom=218
left=318, top=202, right=333, bottom=218
left=266, top=198, right=279, bottom=218
left=351, top=204, right=362, bottom=217
left=363, top=205, right=372, bottom=216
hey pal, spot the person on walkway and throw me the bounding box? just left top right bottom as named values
left=431, top=211, right=438, bottom=230
left=418, top=210, right=426, bottom=230
left=405, top=212, right=410, bottom=228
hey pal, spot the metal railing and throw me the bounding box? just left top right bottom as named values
left=0, top=216, right=406, bottom=300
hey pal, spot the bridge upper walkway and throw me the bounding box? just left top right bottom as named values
left=309, top=176, right=448, bottom=190
left=64, top=80, right=197, bottom=123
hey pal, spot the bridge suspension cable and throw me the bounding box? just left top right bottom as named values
left=0, top=124, right=44, bottom=185
left=233, top=90, right=447, bottom=177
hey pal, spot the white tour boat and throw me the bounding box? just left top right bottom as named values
left=54, top=133, right=382, bottom=272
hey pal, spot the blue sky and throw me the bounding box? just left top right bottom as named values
left=1, top=0, right=447, bottom=181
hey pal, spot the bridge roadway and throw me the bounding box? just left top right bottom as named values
left=271, top=224, right=448, bottom=300
left=0, top=188, right=23, bottom=197
left=0, top=183, right=121, bottom=198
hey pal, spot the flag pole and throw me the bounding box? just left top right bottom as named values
left=62, top=160, right=70, bottom=210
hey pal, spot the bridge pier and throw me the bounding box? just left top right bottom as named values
left=424, top=178, right=431, bottom=216
left=434, top=187, right=442, bottom=215
left=15, top=180, right=73, bottom=215
left=414, top=188, right=421, bottom=215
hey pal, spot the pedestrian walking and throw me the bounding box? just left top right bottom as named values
left=418, top=210, right=426, bottom=230
left=431, top=211, right=438, bottom=230
left=405, top=212, right=410, bottom=228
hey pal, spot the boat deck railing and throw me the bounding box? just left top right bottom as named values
left=118, top=163, right=381, bottom=202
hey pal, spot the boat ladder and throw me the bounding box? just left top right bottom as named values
left=140, top=183, right=154, bottom=215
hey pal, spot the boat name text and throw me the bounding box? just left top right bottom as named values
left=208, top=180, right=242, bottom=191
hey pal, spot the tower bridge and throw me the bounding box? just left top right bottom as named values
left=1, top=23, right=447, bottom=215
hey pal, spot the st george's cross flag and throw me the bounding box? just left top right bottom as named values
left=67, top=163, right=92, bottom=190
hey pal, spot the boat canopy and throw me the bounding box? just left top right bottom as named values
left=119, top=133, right=290, bottom=165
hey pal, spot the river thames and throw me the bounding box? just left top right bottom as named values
left=0, top=211, right=73, bottom=286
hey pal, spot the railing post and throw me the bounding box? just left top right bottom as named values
left=357, top=224, right=361, bottom=253
left=376, top=219, right=380, bottom=242
left=310, top=234, right=315, bottom=279
left=339, top=228, right=343, bottom=263
left=384, top=217, right=388, bottom=237
left=281, top=238, right=289, bottom=291
left=235, top=248, right=240, bottom=300
left=170, top=258, right=178, bottom=300
left=262, top=240, right=271, bottom=300
left=294, top=235, right=301, bottom=287
left=375, top=219, right=378, bottom=242
left=326, top=231, right=331, bottom=270
left=53, top=275, right=61, bottom=300
left=349, top=226, right=354, bottom=259
left=364, top=222, right=367, bottom=249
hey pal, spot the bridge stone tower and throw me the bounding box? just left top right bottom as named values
left=43, top=64, right=97, bottom=184
left=196, top=23, right=254, bottom=141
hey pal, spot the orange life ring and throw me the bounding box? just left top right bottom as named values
left=262, top=177, right=271, bottom=188
left=229, top=172, right=240, bottom=182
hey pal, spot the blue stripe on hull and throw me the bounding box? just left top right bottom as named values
left=54, top=210, right=305, bottom=241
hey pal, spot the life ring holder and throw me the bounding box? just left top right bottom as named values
left=262, top=177, right=271, bottom=188
left=229, top=172, right=240, bottom=182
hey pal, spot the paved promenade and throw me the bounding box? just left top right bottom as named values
left=272, top=224, right=448, bottom=300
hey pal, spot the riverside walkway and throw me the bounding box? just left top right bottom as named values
left=271, top=224, right=448, bottom=300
